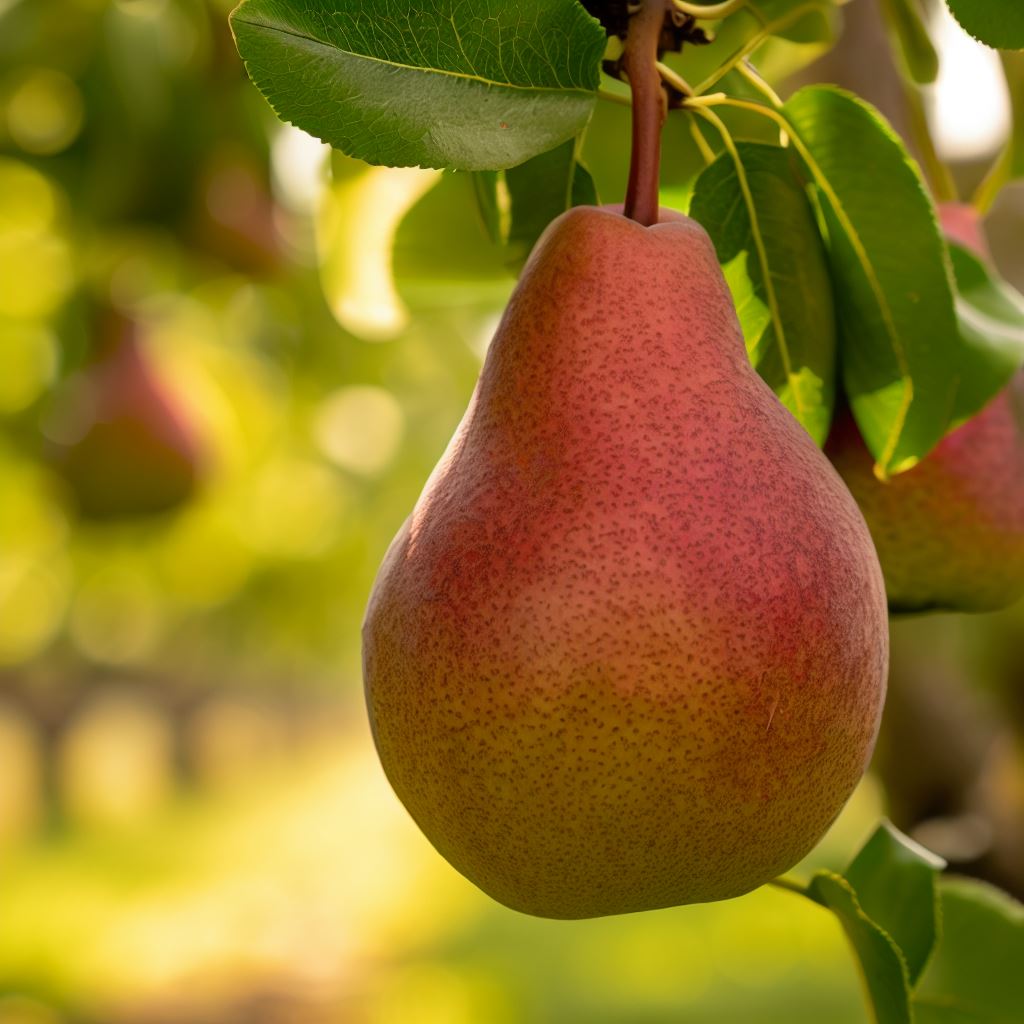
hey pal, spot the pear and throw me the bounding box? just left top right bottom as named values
left=364, top=206, right=888, bottom=919
left=827, top=376, right=1024, bottom=613
left=826, top=204, right=1024, bottom=613
left=49, top=310, right=203, bottom=520
left=935, top=201, right=990, bottom=259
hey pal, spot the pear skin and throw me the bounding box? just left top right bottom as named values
left=364, top=206, right=888, bottom=919
left=826, top=376, right=1024, bottom=613
left=826, top=204, right=1024, bottom=613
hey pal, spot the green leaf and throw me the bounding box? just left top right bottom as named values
left=810, top=871, right=913, bottom=1024
left=913, top=876, right=1024, bottom=1023
left=393, top=171, right=512, bottom=286
left=472, top=139, right=598, bottom=273
left=879, top=0, right=939, bottom=84
left=690, top=141, right=837, bottom=445
left=1004, top=52, right=1024, bottom=180
left=571, top=160, right=599, bottom=209
left=229, top=0, right=606, bottom=171
left=781, top=86, right=964, bottom=476
left=949, top=241, right=1024, bottom=421
left=472, top=170, right=504, bottom=246
left=945, top=0, right=1024, bottom=50
left=506, top=139, right=582, bottom=268
left=845, top=822, right=946, bottom=986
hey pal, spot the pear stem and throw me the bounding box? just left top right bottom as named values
left=623, top=0, right=670, bottom=226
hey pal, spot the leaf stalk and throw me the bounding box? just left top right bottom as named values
left=672, top=0, right=747, bottom=19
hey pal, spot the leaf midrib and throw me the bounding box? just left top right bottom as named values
left=232, top=14, right=593, bottom=96
left=781, top=97, right=916, bottom=473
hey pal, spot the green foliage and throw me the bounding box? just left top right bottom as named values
left=781, top=86, right=963, bottom=476
left=808, top=823, right=1024, bottom=1024
left=690, top=141, right=836, bottom=445
left=878, top=0, right=939, bottom=84
left=225, top=0, right=1022, bottom=479
left=473, top=138, right=598, bottom=272
left=948, top=241, right=1024, bottom=421
left=805, top=823, right=946, bottom=1024
left=843, top=823, right=945, bottom=985
left=229, top=0, right=606, bottom=170
left=944, top=0, right=1024, bottom=50
left=810, top=871, right=913, bottom=1024
left=914, top=877, right=1024, bottom=1022
left=395, top=171, right=514, bottom=289
left=1003, top=52, right=1024, bottom=180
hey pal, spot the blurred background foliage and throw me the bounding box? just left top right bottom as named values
left=0, top=0, right=1022, bottom=1021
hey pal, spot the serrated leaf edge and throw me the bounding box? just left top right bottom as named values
left=813, top=869, right=914, bottom=1024
left=944, top=0, right=1021, bottom=51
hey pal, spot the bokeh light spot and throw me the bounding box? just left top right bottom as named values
left=58, top=693, right=174, bottom=827
left=245, top=459, right=347, bottom=559
left=0, top=158, right=58, bottom=235
left=0, top=160, right=73, bottom=319
left=314, top=386, right=405, bottom=477
left=70, top=565, right=164, bottom=665
left=187, top=696, right=291, bottom=791
left=271, top=125, right=329, bottom=215
left=5, top=68, right=84, bottom=155
left=158, top=505, right=253, bottom=608
left=0, top=556, right=68, bottom=665
left=317, top=165, right=441, bottom=341
left=929, top=3, right=1011, bottom=161
left=0, top=321, right=58, bottom=413
left=0, top=706, right=43, bottom=848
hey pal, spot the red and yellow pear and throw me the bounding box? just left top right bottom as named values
left=826, top=204, right=1024, bottom=613
left=363, top=205, right=888, bottom=919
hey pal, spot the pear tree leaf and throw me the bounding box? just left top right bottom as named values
left=844, top=821, right=946, bottom=986
left=229, top=0, right=606, bottom=171
left=810, top=871, right=913, bottom=1024
left=472, top=138, right=598, bottom=273
left=571, top=159, right=599, bottom=209
left=506, top=139, right=585, bottom=269
left=393, top=171, right=512, bottom=290
left=948, top=241, right=1024, bottom=421
left=781, top=86, right=965, bottom=477
left=472, top=170, right=504, bottom=246
left=690, top=141, right=837, bottom=445
left=879, top=0, right=939, bottom=84
left=1003, top=52, right=1024, bottom=180
left=913, top=876, right=1024, bottom=1023
left=944, top=0, right=1024, bottom=50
